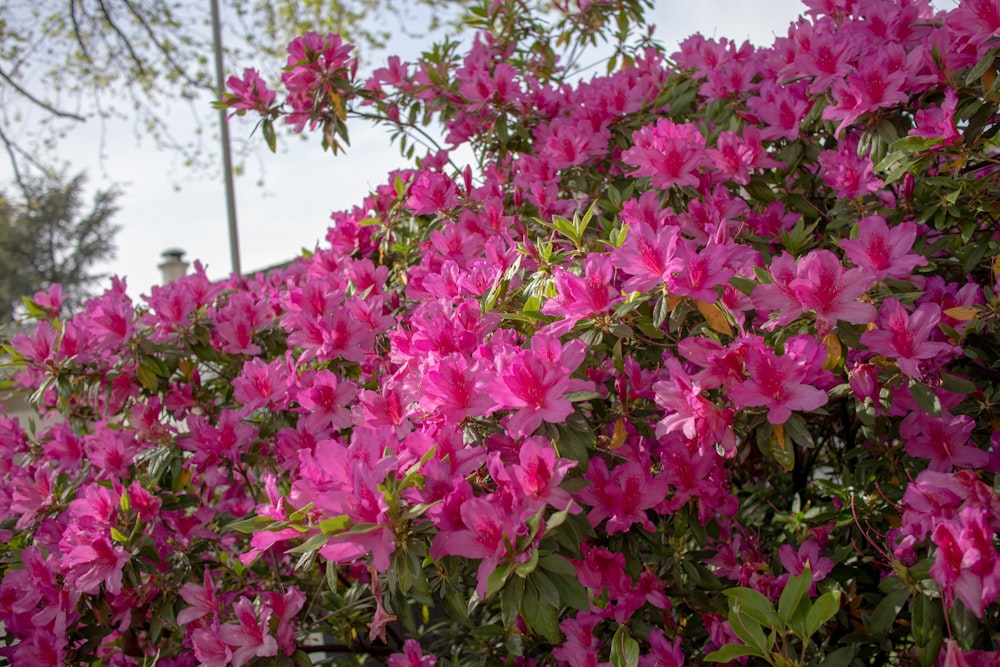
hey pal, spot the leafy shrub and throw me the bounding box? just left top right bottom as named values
left=4, top=0, right=1000, bottom=665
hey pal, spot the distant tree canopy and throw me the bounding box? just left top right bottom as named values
left=0, top=173, right=119, bottom=324
left=0, top=0, right=461, bottom=187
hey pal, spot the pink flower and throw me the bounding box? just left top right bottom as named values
left=653, top=357, right=736, bottom=455
left=219, top=597, right=279, bottom=667
left=406, top=171, right=459, bottom=216
left=488, top=335, right=594, bottom=437
left=822, top=50, right=909, bottom=135
left=575, top=543, right=631, bottom=597
left=789, top=249, right=876, bottom=335
left=667, top=240, right=735, bottom=303
left=900, top=412, right=989, bottom=472
left=752, top=252, right=808, bottom=329
left=434, top=496, right=518, bottom=596
left=930, top=507, right=1000, bottom=618
left=860, top=299, right=956, bottom=378
left=296, top=369, right=357, bottom=432
left=191, top=622, right=234, bottom=667
left=576, top=458, right=670, bottom=533
left=232, top=357, right=291, bottom=411
left=817, top=135, right=883, bottom=199
left=729, top=342, right=829, bottom=425
left=262, top=587, right=306, bottom=655
left=706, top=127, right=783, bottom=185
left=419, top=354, right=495, bottom=423
left=910, top=90, right=962, bottom=145
left=746, top=80, right=812, bottom=141
left=177, top=570, right=221, bottom=626
left=508, top=436, right=576, bottom=512
left=612, top=222, right=683, bottom=293
left=840, top=216, right=928, bottom=281
left=640, top=630, right=685, bottom=667
left=622, top=118, right=707, bottom=189
left=541, top=253, right=622, bottom=335
left=224, top=68, right=276, bottom=115
left=778, top=540, right=834, bottom=594
left=60, top=533, right=130, bottom=595
left=389, top=639, right=437, bottom=667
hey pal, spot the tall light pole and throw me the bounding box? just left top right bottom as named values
left=211, top=0, right=242, bottom=276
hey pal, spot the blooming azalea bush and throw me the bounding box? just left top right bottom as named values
left=4, top=0, right=1000, bottom=664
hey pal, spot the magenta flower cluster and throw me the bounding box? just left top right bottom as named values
left=3, top=0, right=1000, bottom=664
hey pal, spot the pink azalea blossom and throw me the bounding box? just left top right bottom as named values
left=729, top=342, right=830, bottom=425
left=910, top=89, right=962, bottom=145
left=840, top=216, right=928, bottom=281
left=789, top=249, right=876, bottom=335
left=433, top=495, right=518, bottom=597
left=487, top=335, right=594, bottom=437
left=860, top=298, right=957, bottom=378
left=389, top=639, right=438, bottom=667
left=622, top=118, right=707, bottom=189
left=576, top=458, right=671, bottom=533
left=900, top=411, right=989, bottom=472
left=612, top=221, right=683, bottom=293
left=930, top=507, right=1000, bottom=618
left=224, top=68, right=276, bottom=115
left=817, top=135, right=883, bottom=198
left=220, top=597, right=279, bottom=667
left=541, top=253, right=622, bottom=335
left=177, top=570, right=221, bottom=626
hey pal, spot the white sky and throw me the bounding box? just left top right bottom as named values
left=8, top=0, right=815, bottom=300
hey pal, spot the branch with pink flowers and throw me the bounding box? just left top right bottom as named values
left=3, top=0, right=1000, bottom=665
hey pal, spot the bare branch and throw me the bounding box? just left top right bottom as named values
left=96, top=0, right=149, bottom=80
left=68, top=0, right=94, bottom=65
left=0, top=66, right=86, bottom=121
left=120, top=0, right=213, bottom=92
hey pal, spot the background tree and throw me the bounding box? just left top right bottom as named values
left=0, top=0, right=462, bottom=189
left=0, top=172, right=119, bottom=323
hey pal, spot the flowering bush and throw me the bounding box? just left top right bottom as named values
left=4, top=0, right=1000, bottom=665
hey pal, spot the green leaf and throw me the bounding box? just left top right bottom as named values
left=940, top=373, right=977, bottom=395
left=286, top=532, right=328, bottom=554
left=110, top=527, right=129, bottom=543
left=770, top=424, right=795, bottom=471
left=783, top=413, right=816, bottom=448
left=965, top=47, right=998, bottom=85
left=727, top=609, right=768, bottom=655
left=820, top=646, right=856, bottom=667
left=869, top=588, right=911, bottom=634
left=912, top=594, right=945, bottom=667
left=501, top=575, right=525, bottom=629
left=909, top=379, right=942, bottom=416
left=806, top=590, right=841, bottom=637
left=950, top=600, right=980, bottom=650
left=778, top=565, right=812, bottom=626
left=319, top=515, right=351, bottom=534
left=514, top=548, right=539, bottom=577
left=704, top=644, right=765, bottom=662
left=727, top=587, right=780, bottom=628
left=729, top=276, right=757, bottom=296
left=610, top=624, right=640, bottom=667
left=225, top=515, right=277, bottom=533
left=522, top=579, right=561, bottom=643
left=487, top=562, right=513, bottom=598
left=538, top=553, right=576, bottom=576
left=261, top=118, right=277, bottom=152
left=550, top=572, right=590, bottom=611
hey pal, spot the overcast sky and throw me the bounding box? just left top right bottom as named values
left=11, top=0, right=816, bottom=300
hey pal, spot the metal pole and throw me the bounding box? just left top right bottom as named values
left=211, top=0, right=241, bottom=275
